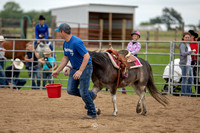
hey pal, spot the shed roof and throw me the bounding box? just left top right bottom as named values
left=51, top=3, right=138, bottom=11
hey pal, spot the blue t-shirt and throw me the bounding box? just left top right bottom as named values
left=63, top=35, right=92, bottom=70
left=43, top=57, right=56, bottom=70
left=35, top=24, right=49, bottom=39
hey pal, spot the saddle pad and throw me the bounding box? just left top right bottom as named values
left=129, top=57, right=143, bottom=69
left=106, top=52, right=143, bottom=69
left=106, top=52, right=120, bottom=69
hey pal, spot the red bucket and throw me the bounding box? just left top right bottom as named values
left=45, top=84, right=62, bottom=98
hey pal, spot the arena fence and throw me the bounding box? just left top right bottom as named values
left=0, top=39, right=200, bottom=96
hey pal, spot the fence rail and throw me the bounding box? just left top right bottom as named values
left=0, top=39, right=200, bottom=96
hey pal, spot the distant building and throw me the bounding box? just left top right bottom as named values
left=136, top=24, right=168, bottom=31
left=51, top=3, right=138, bottom=41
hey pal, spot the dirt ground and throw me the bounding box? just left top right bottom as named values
left=0, top=88, right=200, bottom=133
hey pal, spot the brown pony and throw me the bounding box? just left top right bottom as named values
left=3, top=40, right=30, bottom=60
left=89, top=51, right=168, bottom=116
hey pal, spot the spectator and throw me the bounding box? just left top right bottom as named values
left=24, top=43, right=41, bottom=89
left=0, top=35, right=6, bottom=69
left=179, top=32, right=195, bottom=96
left=5, top=58, right=26, bottom=90
left=38, top=48, right=57, bottom=88
left=188, top=30, right=199, bottom=92
left=35, top=15, right=53, bottom=51
left=126, top=31, right=141, bottom=57
left=0, top=35, right=6, bottom=88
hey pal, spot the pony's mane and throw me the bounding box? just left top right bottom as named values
left=89, top=51, right=110, bottom=67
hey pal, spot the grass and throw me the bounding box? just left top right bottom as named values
left=3, top=42, right=179, bottom=94
left=3, top=27, right=196, bottom=94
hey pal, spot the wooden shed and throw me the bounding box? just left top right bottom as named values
left=51, top=3, right=138, bottom=42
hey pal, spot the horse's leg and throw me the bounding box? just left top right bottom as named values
left=110, top=87, right=118, bottom=116
left=141, top=91, right=147, bottom=115
left=132, top=84, right=147, bottom=115
left=91, top=86, right=101, bottom=99
left=111, top=93, right=118, bottom=116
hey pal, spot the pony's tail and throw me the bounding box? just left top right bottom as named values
left=147, top=65, right=169, bottom=106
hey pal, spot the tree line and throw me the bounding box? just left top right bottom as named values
left=140, top=7, right=200, bottom=30
left=1, top=2, right=199, bottom=30
left=0, top=1, right=51, bottom=27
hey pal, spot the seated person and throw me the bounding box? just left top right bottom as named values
left=35, top=15, right=53, bottom=51
left=5, top=58, right=26, bottom=90
left=38, top=48, right=57, bottom=88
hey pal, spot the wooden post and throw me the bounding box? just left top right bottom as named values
left=174, top=27, right=178, bottom=41
left=182, top=22, right=185, bottom=35
left=0, top=18, right=2, bottom=34
left=51, top=16, right=56, bottom=38
left=154, top=28, right=159, bottom=47
left=146, top=31, right=149, bottom=41
left=99, top=19, right=103, bottom=40
left=122, top=19, right=127, bottom=40
left=109, top=13, right=112, bottom=46
left=132, top=14, right=135, bottom=31
left=77, top=23, right=80, bottom=38
left=23, top=17, right=28, bottom=38
left=32, top=19, right=35, bottom=39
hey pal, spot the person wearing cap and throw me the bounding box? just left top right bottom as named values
left=52, top=23, right=97, bottom=119
left=38, top=48, right=57, bottom=88
left=5, top=58, right=26, bottom=90
left=35, top=15, right=53, bottom=51
left=188, top=30, right=199, bottom=92
left=126, top=31, right=141, bottom=57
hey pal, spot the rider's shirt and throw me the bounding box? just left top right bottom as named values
left=35, top=24, right=49, bottom=39
left=63, top=35, right=92, bottom=70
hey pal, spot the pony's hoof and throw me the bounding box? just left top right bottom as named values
left=141, top=111, right=147, bottom=116
left=136, top=108, right=142, bottom=113
left=96, top=108, right=101, bottom=115
left=113, top=111, right=118, bottom=116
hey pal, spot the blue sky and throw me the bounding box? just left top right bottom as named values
left=0, top=0, right=199, bottom=26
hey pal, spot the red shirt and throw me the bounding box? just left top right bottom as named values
left=190, top=41, right=199, bottom=60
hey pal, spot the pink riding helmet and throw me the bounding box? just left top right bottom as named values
left=131, top=31, right=140, bottom=38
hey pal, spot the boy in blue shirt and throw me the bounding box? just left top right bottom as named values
left=39, top=48, right=57, bottom=88
left=52, top=23, right=97, bottom=119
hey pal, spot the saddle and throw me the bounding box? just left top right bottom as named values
left=106, top=49, right=142, bottom=73
left=106, top=48, right=143, bottom=90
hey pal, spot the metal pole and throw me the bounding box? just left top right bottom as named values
left=122, top=42, right=124, bottom=50
left=99, top=41, right=102, bottom=52
left=11, top=40, right=15, bottom=89
left=171, top=41, right=175, bottom=95
left=168, top=41, right=172, bottom=95
left=145, top=41, right=148, bottom=61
